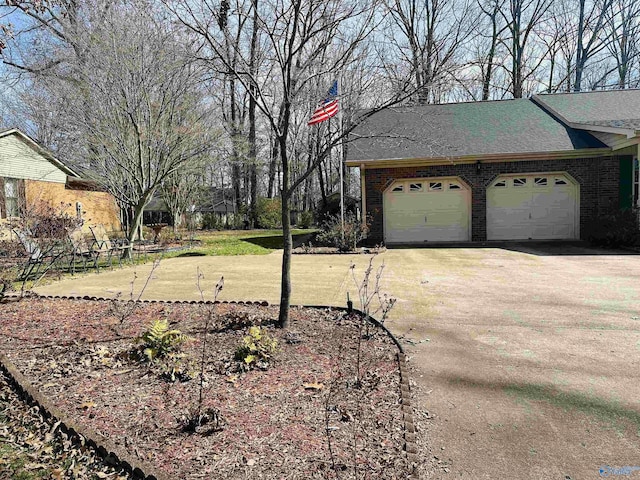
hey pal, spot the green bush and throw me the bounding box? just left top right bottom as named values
left=585, top=207, right=640, bottom=247
left=200, top=213, right=223, bottom=230
left=235, top=326, right=278, bottom=371
left=256, top=197, right=282, bottom=229
left=316, top=212, right=370, bottom=252
left=299, top=210, right=314, bottom=229
left=136, top=319, right=188, bottom=362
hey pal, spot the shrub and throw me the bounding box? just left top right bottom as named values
left=136, top=319, right=188, bottom=362
left=316, top=212, right=370, bottom=252
left=201, top=213, right=223, bottom=230
left=585, top=207, right=640, bottom=248
left=315, top=194, right=358, bottom=225
left=25, top=201, right=80, bottom=239
left=235, top=326, right=278, bottom=370
left=299, top=210, right=314, bottom=229
left=256, top=197, right=282, bottom=229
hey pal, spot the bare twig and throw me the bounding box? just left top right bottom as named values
left=187, top=268, right=224, bottom=432
left=109, top=259, right=161, bottom=331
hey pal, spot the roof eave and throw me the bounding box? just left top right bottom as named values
left=567, top=122, right=637, bottom=138
left=346, top=148, right=613, bottom=168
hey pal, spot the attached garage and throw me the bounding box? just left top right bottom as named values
left=383, top=177, right=471, bottom=243
left=486, top=173, right=579, bottom=240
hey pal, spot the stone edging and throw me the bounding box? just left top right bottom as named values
left=1, top=294, right=418, bottom=479
left=0, top=352, right=169, bottom=480
left=398, top=353, right=420, bottom=479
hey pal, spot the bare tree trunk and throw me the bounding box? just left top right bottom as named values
left=481, top=0, right=502, bottom=100
left=574, top=0, right=586, bottom=91
left=278, top=135, right=292, bottom=328
left=267, top=137, right=278, bottom=198
left=248, top=0, right=259, bottom=226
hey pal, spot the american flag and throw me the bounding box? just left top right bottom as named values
left=307, top=80, right=338, bottom=126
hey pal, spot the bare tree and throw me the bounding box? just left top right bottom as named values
left=605, top=0, right=640, bottom=88
left=499, top=0, right=553, bottom=98
left=572, top=0, right=615, bottom=91
left=164, top=0, right=414, bottom=327
left=65, top=5, right=215, bottom=254
left=382, top=0, right=475, bottom=103
left=160, top=157, right=209, bottom=234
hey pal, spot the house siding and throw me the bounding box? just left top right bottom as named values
left=0, top=135, right=67, bottom=183
left=364, top=155, right=625, bottom=243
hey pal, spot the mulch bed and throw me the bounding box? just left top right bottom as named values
left=0, top=367, right=132, bottom=479
left=0, top=297, right=408, bottom=479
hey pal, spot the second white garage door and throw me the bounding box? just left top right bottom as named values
left=486, top=173, right=579, bottom=240
left=384, top=177, right=471, bottom=243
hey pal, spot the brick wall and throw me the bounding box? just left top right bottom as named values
left=364, top=155, right=625, bottom=243
left=26, top=180, right=121, bottom=233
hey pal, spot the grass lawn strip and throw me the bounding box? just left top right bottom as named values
left=0, top=297, right=408, bottom=479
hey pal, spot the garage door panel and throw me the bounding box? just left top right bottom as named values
left=384, top=178, right=470, bottom=243
left=487, top=173, right=578, bottom=241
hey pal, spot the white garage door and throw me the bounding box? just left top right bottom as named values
left=383, top=178, right=471, bottom=243
left=487, top=173, right=579, bottom=240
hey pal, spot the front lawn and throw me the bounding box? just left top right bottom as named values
left=174, top=229, right=314, bottom=257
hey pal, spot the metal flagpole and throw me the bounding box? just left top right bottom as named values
left=337, top=76, right=345, bottom=242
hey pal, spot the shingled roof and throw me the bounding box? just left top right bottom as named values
left=532, top=89, right=640, bottom=132
left=346, top=97, right=608, bottom=165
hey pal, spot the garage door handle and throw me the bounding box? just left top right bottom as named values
left=425, top=216, right=427, bottom=223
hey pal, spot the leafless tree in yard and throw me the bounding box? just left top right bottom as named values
left=163, top=0, right=416, bottom=327
left=160, top=157, right=209, bottom=235
left=75, top=7, right=214, bottom=255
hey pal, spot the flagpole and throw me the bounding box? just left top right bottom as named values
left=337, top=76, right=345, bottom=243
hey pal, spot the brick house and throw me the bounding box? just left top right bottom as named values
left=346, top=90, right=640, bottom=244
left=0, top=128, right=120, bottom=238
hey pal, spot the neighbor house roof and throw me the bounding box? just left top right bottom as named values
left=532, top=89, right=640, bottom=134
left=0, top=128, right=80, bottom=178
left=346, top=97, right=608, bottom=166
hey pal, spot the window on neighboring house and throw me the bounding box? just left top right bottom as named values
left=4, top=178, right=19, bottom=218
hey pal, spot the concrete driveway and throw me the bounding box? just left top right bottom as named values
left=35, top=244, right=640, bottom=479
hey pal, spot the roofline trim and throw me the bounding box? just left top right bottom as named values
left=0, top=128, right=80, bottom=178
left=566, top=122, right=637, bottom=138
left=346, top=148, right=614, bottom=168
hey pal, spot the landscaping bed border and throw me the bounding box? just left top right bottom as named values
left=0, top=293, right=419, bottom=479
